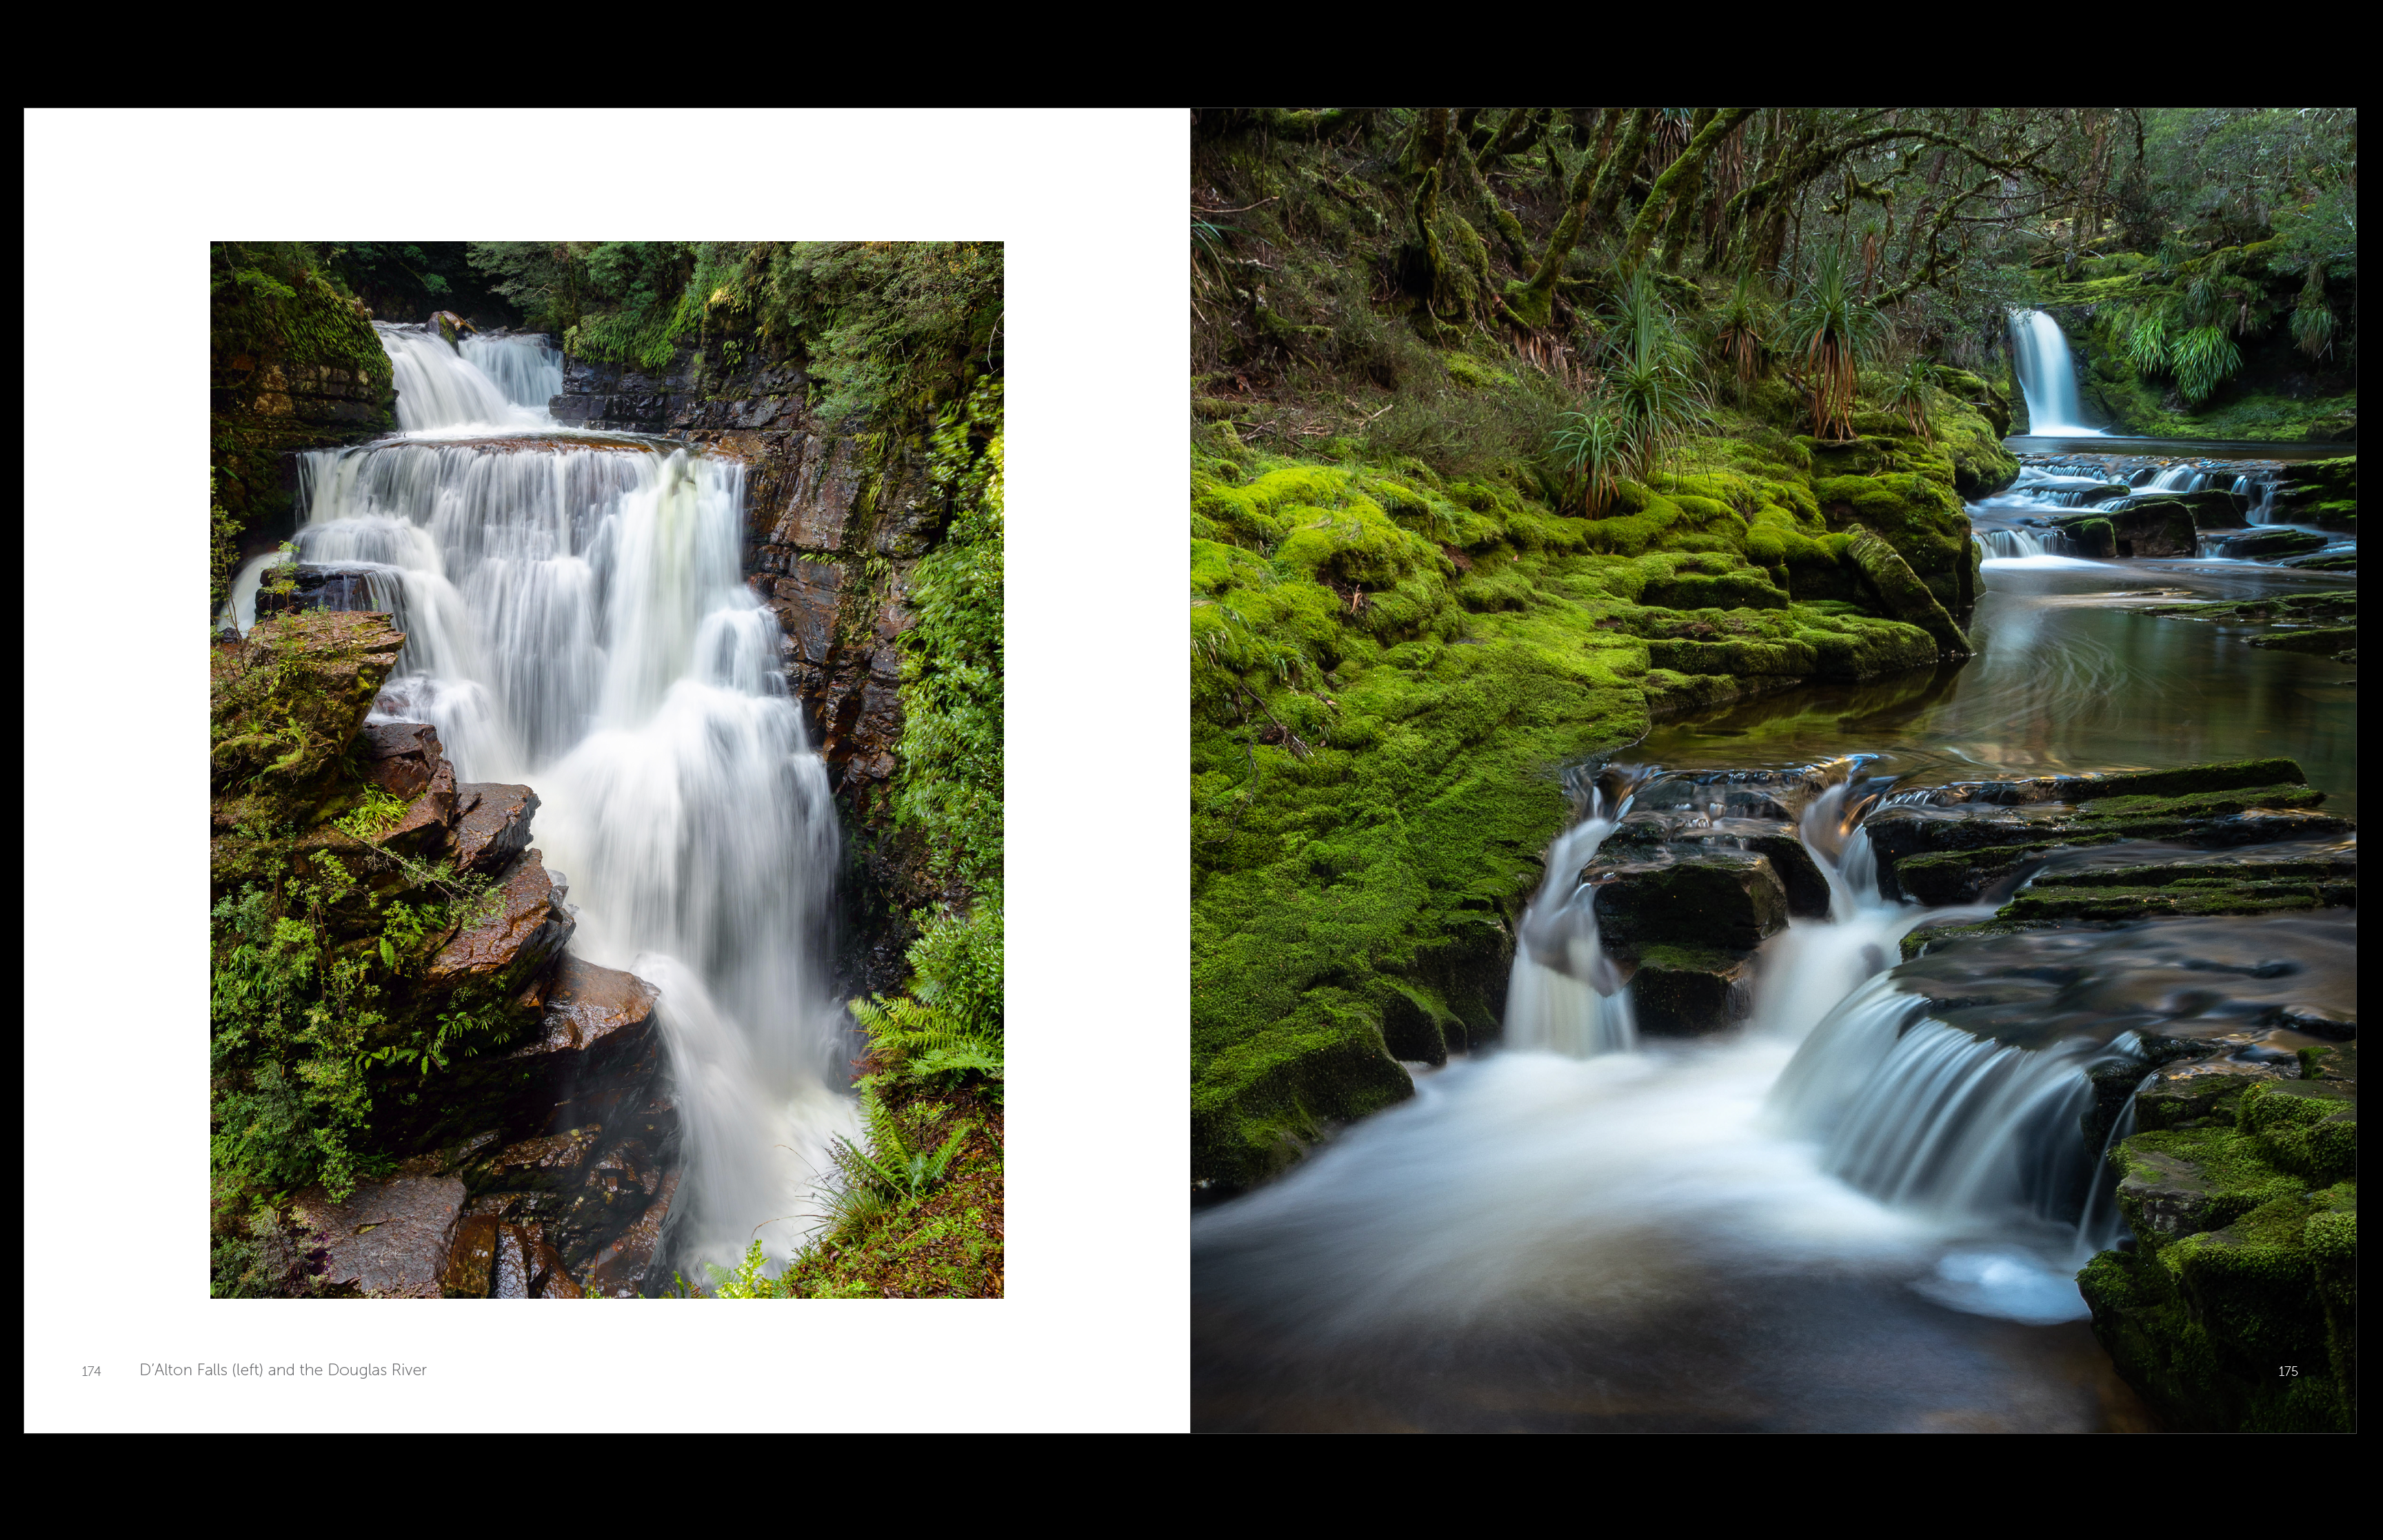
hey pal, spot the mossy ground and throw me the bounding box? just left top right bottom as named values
left=758, top=1083, right=1004, bottom=1299
left=1191, top=397, right=2000, bottom=1191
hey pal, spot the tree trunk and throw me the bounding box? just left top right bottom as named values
left=1586, top=108, right=1656, bottom=234
left=1622, top=108, right=1753, bottom=270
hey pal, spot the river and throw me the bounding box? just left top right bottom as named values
left=1189, top=440, right=2355, bottom=1431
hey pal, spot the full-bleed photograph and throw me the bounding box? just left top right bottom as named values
left=1187, top=109, right=2354, bottom=1431
left=208, top=241, right=1003, bottom=1299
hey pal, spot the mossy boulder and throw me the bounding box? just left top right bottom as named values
left=2269, top=456, right=2355, bottom=529
left=1628, top=944, right=1754, bottom=1035
left=1591, top=850, right=1789, bottom=955
left=2244, top=625, right=2357, bottom=656
left=210, top=611, right=407, bottom=875
left=2217, top=527, right=2331, bottom=560
left=1838, top=527, right=1970, bottom=651
left=2107, top=488, right=2250, bottom=530
left=2051, top=500, right=2196, bottom=558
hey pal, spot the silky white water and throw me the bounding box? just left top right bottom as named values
left=259, top=326, right=849, bottom=1277
left=2008, top=309, right=2102, bottom=436
left=1199, top=760, right=2106, bottom=1339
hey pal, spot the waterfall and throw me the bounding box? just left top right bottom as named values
left=2007, top=310, right=2102, bottom=436
left=1504, top=783, right=1637, bottom=1057
left=461, top=332, right=563, bottom=409
left=1978, top=527, right=2062, bottom=561
left=261, top=327, right=849, bottom=1279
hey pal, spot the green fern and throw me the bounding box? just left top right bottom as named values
left=2170, top=325, right=2242, bottom=405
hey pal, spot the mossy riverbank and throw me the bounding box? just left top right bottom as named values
left=1189, top=397, right=2011, bottom=1193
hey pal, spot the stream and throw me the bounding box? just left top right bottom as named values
left=225, top=325, right=850, bottom=1281
left=1191, top=406, right=2355, bottom=1428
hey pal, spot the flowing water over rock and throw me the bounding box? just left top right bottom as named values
left=1193, top=444, right=2355, bottom=1430
left=2008, top=310, right=2101, bottom=436
left=236, top=325, right=848, bottom=1281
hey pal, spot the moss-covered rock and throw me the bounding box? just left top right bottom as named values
left=1628, top=944, right=1753, bottom=1035
left=2217, top=527, right=2331, bottom=560
left=2081, top=1062, right=2357, bottom=1430
left=2051, top=500, right=2196, bottom=558
left=1592, top=851, right=1789, bottom=955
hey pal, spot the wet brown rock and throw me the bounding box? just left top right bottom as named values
left=773, top=435, right=863, bottom=551
left=472, top=1126, right=602, bottom=1193
left=452, top=783, right=539, bottom=874
left=442, top=1214, right=499, bottom=1297
left=532, top=1234, right=583, bottom=1297
left=767, top=565, right=842, bottom=665
left=377, top=756, right=457, bottom=860
left=428, top=849, right=574, bottom=989
left=290, top=1175, right=465, bottom=1297
left=584, top=1168, right=682, bottom=1298
left=357, top=722, right=445, bottom=800
left=533, top=956, right=660, bottom=1055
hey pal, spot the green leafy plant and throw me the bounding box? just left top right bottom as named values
left=1881, top=357, right=1940, bottom=442
left=827, top=1084, right=972, bottom=1211
left=1789, top=245, right=1888, bottom=440
left=2170, top=324, right=2242, bottom=403
left=2124, top=304, right=2173, bottom=373
left=2291, top=267, right=2335, bottom=360
left=1547, top=406, right=1625, bottom=514
left=1711, top=268, right=1773, bottom=393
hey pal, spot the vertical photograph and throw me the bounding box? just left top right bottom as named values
left=1187, top=109, right=2354, bottom=1431
left=208, top=241, right=1004, bottom=1299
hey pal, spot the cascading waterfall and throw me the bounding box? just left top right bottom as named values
left=1504, top=784, right=1637, bottom=1057
left=255, top=324, right=849, bottom=1278
left=1978, top=527, right=2067, bottom=561
left=2007, top=309, right=2102, bottom=436
left=461, top=332, right=563, bottom=409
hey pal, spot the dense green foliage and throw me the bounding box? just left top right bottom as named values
left=207, top=616, right=513, bottom=1297
left=208, top=243, right=397, bottom=614
left=465, top=241, right=1003, bottom=428
left=1187, top=108, right=2180, bottom=1189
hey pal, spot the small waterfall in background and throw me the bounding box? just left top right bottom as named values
left=1505, top=782, right=1638, bottom=1057
left=234, top=324, right=849, bottom=1279
left=2007, top=309, right=2102, bottom=436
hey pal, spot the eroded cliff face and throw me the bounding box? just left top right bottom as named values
left=552, top=346, right=955, bottom=995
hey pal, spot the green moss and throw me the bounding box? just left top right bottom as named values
left=2075, top=782, right=2324, bottom=820
left=2086, top=1100, right=2357, bottom=1430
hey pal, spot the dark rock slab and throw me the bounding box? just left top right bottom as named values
left=1592, top=850, right=1789, bottom=955
left=1630, top=946, right=1755, bottom=1035
left=441, top=1214, right=499, bottom=1297
left=584, top=1168, right=682, bottom=1298
left=451, top=782, right=539, bottom=874
left=357, top=721, right=445, bottom=799
left=428, top=849, right=574, bottom=989
left=2216, top=527, right=2330, bottom=560
left=2104, top=488, right=2251, bottom=529
left=290, top=1175, right=466, bottom=1297
left=2053, top=500, right=2197, bottom=557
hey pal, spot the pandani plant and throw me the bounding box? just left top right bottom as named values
left=1546, top=268, right=1712, bottom=512
left=1789, top=245, right=1887, bottom=442
left=1880, top=356, right=1939, bottom=443
left=1711, top=267, right=1773, bottom=396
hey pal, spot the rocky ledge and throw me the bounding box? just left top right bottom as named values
left=219, top=614, right=684, bottom=1297
left=1869, top=755, right=2356, bottom=1432
left=288, top=716, right=683, bottom=1298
